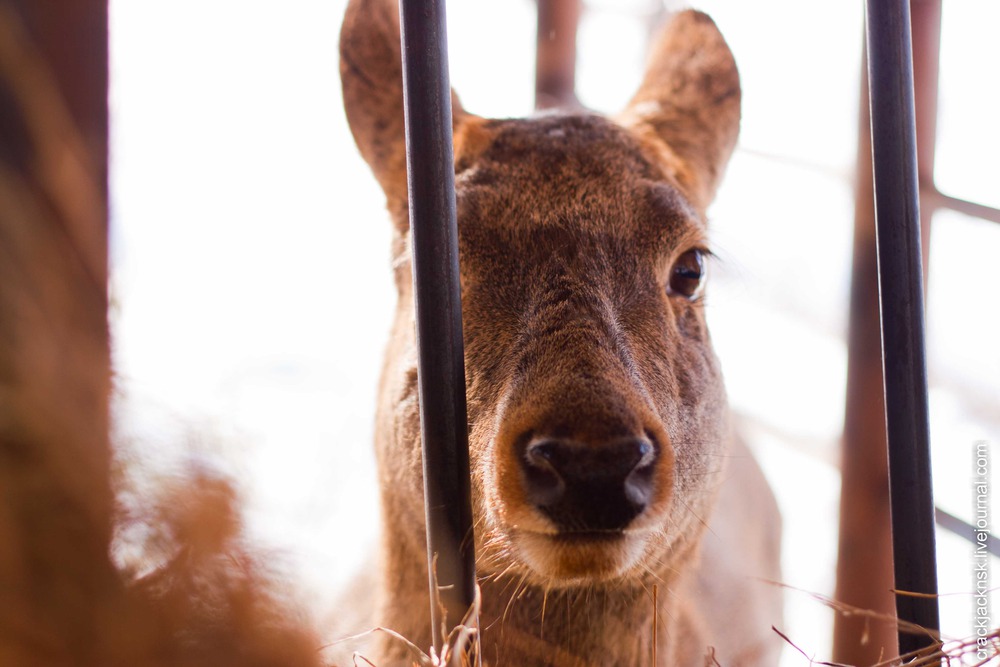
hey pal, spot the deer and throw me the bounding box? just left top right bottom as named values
left=339, top=1, right=783, bottom=664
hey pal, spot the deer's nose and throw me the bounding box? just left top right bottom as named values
left=521, top=435, right=657, bottom=532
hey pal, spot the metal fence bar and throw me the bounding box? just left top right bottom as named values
left=397, top=0, right=478, bottom=657
left=865, top=0, right=941, bottom=654
left=936, top=508, right=1000, bottom=558
left=930, top=191, right=1000, bottom=225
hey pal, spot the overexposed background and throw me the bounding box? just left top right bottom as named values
left=109, top=0, right=1000, bottom=663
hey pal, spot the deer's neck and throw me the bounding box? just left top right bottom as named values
left=371, top=532, right=706, bottom=666
left=478, top=573, right=702, bottom=667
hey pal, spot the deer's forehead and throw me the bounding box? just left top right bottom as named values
left=457, top=115, right=658, bottom=195
left=454, top=114, right=701, bottom=241
left=468, top=114, right=655, bottom=172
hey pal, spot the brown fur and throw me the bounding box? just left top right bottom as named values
left=340, top=3, right=782, bottom=665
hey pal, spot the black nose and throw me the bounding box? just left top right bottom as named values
left=521, top=436, right=656, bottom=532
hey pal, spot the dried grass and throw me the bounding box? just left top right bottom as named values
left=322, top=566, right=482, bottom=667
left=772, top=581, right=1000, bottom=667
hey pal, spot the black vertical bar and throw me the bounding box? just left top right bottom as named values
left=397, top=0, right=477, bottom=656
left=865, top=0, right=940, bottom=655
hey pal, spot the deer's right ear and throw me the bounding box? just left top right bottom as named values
left=340, top=0, right=408, bottom=216
left=340, top=0, right=473, bottom=230
left=617, top=10, right=741, bottom=211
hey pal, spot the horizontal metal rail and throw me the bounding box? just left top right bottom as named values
left=928, top=190, right=1000, bottom=225
left=936, top=508, right=1000, bottom=558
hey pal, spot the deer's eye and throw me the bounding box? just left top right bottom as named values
left=668, top=249, right=706, bottom=299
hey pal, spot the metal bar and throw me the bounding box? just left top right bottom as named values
left=535, top=0, right=581, bottom=110
left=930, top=191, right=1000, bottom=225
left=865, top=0, right=941, bottom=654
left=936, top=508, right=1000, bottom=558
left=397, top=0, right=478, bottom=657
left=834, top=3, right=941, bottom=659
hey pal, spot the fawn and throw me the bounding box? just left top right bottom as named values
left=340, top=1, right=783, bottom=664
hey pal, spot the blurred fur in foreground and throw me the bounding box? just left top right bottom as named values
left=0, top=5, right=324, bottom=665
left=117, top=456, right=326, bottom=667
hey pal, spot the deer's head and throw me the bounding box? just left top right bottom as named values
left=341, top=4, right=740, bottom=587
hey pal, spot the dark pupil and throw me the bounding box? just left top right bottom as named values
left=670, top=250, right=704, bottom=296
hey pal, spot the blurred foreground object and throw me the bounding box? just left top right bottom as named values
left=0, top=3, right=123, bottom=662
left=0, top=4, right=324, bottom=665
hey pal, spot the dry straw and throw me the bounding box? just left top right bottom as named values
left=772, top=581, right=999, bottom=667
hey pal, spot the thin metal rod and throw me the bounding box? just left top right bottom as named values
left=397, top=0, right=477, bottom=656
left=935, top=508, right=1000, bottom=558
left=930, top=190, right=1000, bottom=225
left=865, top=0, right=940, bottom=653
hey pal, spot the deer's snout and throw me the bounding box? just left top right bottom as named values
left=520, top=435, right=657, bottom=532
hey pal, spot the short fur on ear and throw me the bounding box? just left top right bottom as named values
left=617, top=10, right=741, bottom=210
left=339, top=0, right=473, bottom=228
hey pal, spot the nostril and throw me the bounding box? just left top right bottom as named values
left=522, top=440, right=566, bottom=507
left=633, top=438, right=656, bottom=469
left=624, top=436, right=656, bottom=503
left=624, top=462, right=655, bottom=508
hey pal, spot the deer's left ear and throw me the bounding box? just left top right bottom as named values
left=617, top=10, right=741, bottom=210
